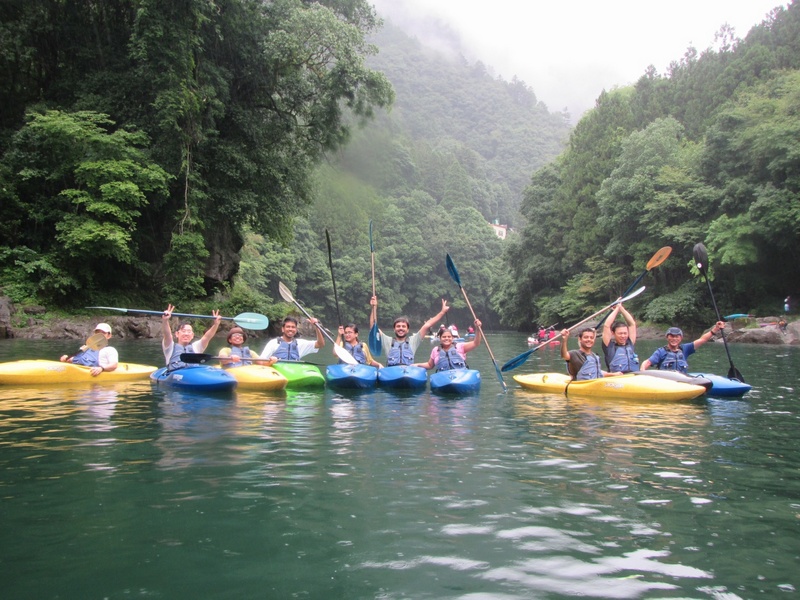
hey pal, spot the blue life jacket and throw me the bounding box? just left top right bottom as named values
left=387, top=339, right=414, bottom=366
left=342, top=341, right=368, bottom=365
left=227, top=346, right=253, bottom=367
left=71, top=348, right=99, bottom=367
left=434, top=346, right=467, bottom=372
left=575, top=352, right=603, bottom=380
left=656, top=347, right=689, bottom=373
left=604, top=340, right=639, bottom=372
left=168, top=343, right=194, bottom=371
left=273, top=339, right=300, bottom=361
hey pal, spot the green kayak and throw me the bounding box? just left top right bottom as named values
left=271, top=361, right=326, bottom=389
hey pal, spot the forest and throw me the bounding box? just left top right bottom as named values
left=1, top=0, right=798, bottom=333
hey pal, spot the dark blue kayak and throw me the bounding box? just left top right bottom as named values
left=150, top=366, right=237, bottom=392
left=429, top=368, right=481, bottom=394
left=326, top=364, right=378, bottom=389
left=377, top=365, right=427, bottom=390
left=689, top=372, right=752, bottom=397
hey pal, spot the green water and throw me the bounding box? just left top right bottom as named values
left=1, top=336, right=798, bottom=599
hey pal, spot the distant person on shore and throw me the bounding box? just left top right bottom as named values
left=413, top=319, right=482, bottom=372
left=59, top=323, right=118, bottom=377
left=640, top=322, right=725, bottom=373
left=560, top=327, right=622, bottom=380
left=161, top=304, right=222, bottom=370
left=260, top=316, right=324, bottom=361
left=336, top=324, right=382, bottom=368
left=601, top=303, right=639, bottom=373
left=370, top=296, right=449, bottom=366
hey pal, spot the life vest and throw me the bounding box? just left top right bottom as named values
left=273, top=339, right=300, bottom=361
left=434, top=345, right=467, bottom=372
left=71, top=348, right=99, bottom=367
left=574, top=352, right=603, bottom=380
left=168, top=343, right=194, bottom=371
left=655, top=346, right=689, bottom=373
left=227, top=346, right=253, bottom=367
left=387, top=339, right=414, bottom=366
left=604, top=340, right=639, bottom=372
left=342, top=341, right=368, bottom=365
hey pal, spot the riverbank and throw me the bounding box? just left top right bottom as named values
left=1, top=295, right=797, bottom=344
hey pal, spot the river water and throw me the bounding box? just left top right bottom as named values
left=1, top=335, right=798, bottom=599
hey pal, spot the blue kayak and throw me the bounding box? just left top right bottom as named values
left=377, top=365, right=428, bottom=390
left=429, top=368, right=481, bottom=394
left=326, top=364, right=378, bottom=389
left=689, top=372, right=752, bottom=397
left=150, top=366, right=237, bottom=392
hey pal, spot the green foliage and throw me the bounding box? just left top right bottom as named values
left=162, top=231, right=209, bottom=302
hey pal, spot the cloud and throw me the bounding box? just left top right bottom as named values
left=370, top=0, right=785, bottom=119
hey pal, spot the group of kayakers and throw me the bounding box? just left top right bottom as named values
left=559, top=300, right=726, bottom=381
left=60, top=297, right=726, bottom=383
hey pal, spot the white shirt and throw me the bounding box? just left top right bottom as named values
left=260, top=337, right=319, bottom=360
left=98, top=346, right=119, bottom=368
left=162, top=340, right=205, bottom=365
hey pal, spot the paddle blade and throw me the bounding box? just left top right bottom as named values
left=445, top=253, right=462, bottom=287
left=646, top=246, right=672, bottom=270
left=180, top=353, right=213, bottom=364
left=332, top=342, right=359, bottom=365
left=693, top=243, right=709, bottom=275
left=728, top=365, right=745, bottom=383
left=501, top=348, right=536, bottom=372
left=278, top=281, right=294, bottom=304
left=233, top=313, right=269, bottom=330
left=368, top=323, right=382, bottom=356
left=84, top=333, right=109, bottom=351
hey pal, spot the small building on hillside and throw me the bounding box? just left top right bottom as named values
left=489, top=220, right=508, bottom=240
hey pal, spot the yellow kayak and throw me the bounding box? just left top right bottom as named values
left=512, top=372, right=706, bottom=401
left=221, top=364, right=288, bottom=391
left=0, top=360, right=157, bottom=385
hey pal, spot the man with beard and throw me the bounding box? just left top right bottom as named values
left=369, top=296, right=449, bottom=367
left=560, top=327, right=623, bottom=380
left=260, top=316, right=324, bottom=362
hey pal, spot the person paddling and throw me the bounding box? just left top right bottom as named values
left=561, top=327, right=622, bottom=380
left=369, top=296, right=449, bottom=366
left=218, top=327, right=277, bottom=368
left=59, top=323, right=118, bottom=377
left=161, top=304, right=222, bottom=370
left=413, top=319, right=482, bottom=372
left=601, top=303, right=639, bottom=373
left=640, top=322, right=725, bottom=373
left=336, top=324, right=382, bottom=368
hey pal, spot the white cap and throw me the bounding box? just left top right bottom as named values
left=94, top=323, right=112, bottom=334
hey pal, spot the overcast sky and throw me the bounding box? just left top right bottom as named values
left=370, top=0, right=786, bottom=119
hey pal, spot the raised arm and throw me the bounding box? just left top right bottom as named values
left=693, top=321, right=724, bottom=349
left=560, top=329, right=571, bottom=361
left=310, top=318, right=325, bottom=349
left=602, top=304, right=620, bottom=345
left=417, top=299, right=449, bottom=338
left=161, top=304, right=175, bottom=349
left=618, top=303, right=637, bottom=343
left=461, top=319, right=483, bottom=352
left=196, top=310, right=222, bottom=352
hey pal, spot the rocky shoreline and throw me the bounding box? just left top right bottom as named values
left=0, top=295, right=797, bottom=345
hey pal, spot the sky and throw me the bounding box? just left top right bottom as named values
left=369, top=0, right=787, bottom=119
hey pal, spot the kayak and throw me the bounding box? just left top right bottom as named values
left=429, top=368, right=481, bottom=394
left=326, top=364, right=378, bottom=389
left=223, top=364, right=288, bottom=391
left=271, top=361, right=325, bottom=389
left=0, top=360, right=158, bottom=385
left=630, top=370, right=713, bottom=391
left=512, top=372, right=706, bottom=401
left=689, top=372, right=752, bottom=397
left=150, top=366, right=237, bottom=392
left=377, top=365, right=428, bottom=390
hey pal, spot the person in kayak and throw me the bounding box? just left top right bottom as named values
left=218, top=327, right=277, bottom=368
left=260, top=316, right=324, bottom=362
left=413, top=319, right=482, bottom=372
left=561, top=327, right=623, bottom=380
left=601, top=303, right=639, bottom=373
left=59, top=322, right=118, bottom=377
left=369, top=296, right=449, bottom=366
left=161, top=304, right=222, bottom=370
left=640, top=322, right=725, bottom=373
left=335, top=324, right=383, bottom=368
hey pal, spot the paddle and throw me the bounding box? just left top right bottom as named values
left=501, top=286, right=646, bottom=372
left=446, top=253, right=507, bottom=393
left=724, top=313, right=754, bottom=320
left=368, top=220, right=382, bottom=356
left=325, top=229, right=343, bottom=327
left=87, top=307, right=270, bottom=330
left=277, top=281, right=358, bottom=365
left=66, top=333, right=108, bottom=360
left=693, top=243, right=745, bottom=382
left=180, top=352, right=273, bottom=365
left=595, top=246, right=671, bottom=329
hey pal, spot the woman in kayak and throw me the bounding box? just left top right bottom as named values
left=413, top=319, right=482, bottom=372
left=336, top=324, right=383, bottom=368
